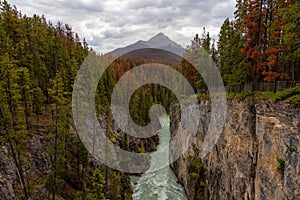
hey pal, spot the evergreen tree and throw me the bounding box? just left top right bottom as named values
left=218, top=19, right=247, bottom=90
left=279, top=0, right=300, bottom=82
left=92, top=168, right=106, bottom=200
left=48, top=70, right=70, bottom=199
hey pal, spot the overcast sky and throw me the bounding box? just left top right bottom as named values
left=7, top=0, right=236, bottom=53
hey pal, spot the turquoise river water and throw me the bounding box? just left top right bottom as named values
left=130, top=117, right=187, bottom=200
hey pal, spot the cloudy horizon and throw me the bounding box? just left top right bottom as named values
left=7, top=0, right=236, bottom=53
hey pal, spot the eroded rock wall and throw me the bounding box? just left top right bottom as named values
left=170, top=98, right=300, bottom=200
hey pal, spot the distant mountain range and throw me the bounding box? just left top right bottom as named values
left=110, top=32, right=186, bottom=56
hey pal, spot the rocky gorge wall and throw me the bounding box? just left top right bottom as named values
left=170, top=98, right=300, bottom=200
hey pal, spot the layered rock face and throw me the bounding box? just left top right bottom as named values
left=170, top=98, right=300, bottom=200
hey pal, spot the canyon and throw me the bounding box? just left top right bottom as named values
left=170, top=97, right=300, bottom=200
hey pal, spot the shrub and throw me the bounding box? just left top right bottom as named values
left=250, top=166, right=256, bottom=178
left=277, top=158, right=285, bottom=172
left=272, top=86, right=300, bottom=102
left=189, top=172, right=198, bottom=178
left=234, top=91, right=254, bottom=100
left=253, top=92, right=273, bottom=100
left=287, top=94, right=300, bottom=107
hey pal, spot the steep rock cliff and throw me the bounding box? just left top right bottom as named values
left=170, top=98, right=300, bottom=200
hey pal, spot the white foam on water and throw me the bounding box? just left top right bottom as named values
left=130, top=116, right=187, bottom=200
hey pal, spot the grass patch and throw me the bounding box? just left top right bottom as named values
left=286, top=94, right=300, bottom=107
left=253, top=92, right=274, bottom=100
left=235, top=86, right=300, bottom=106
left=200, top=86, right=300, bottom=106
left=271, top=87, right=300, bottom=103
left=233, top=91, right=254, bottom=100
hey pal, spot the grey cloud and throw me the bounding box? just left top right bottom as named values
left=126, top=0, right=158, bottom=9
left=88, top=35, right=103, bottom=47
left=9, top=0, right=236, bottom=53
left=61, top=1, right=104, bottom=13
left=35, top=0, right=105, bottom=13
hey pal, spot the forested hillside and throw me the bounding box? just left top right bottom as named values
left=182, top=0, right=299, bottom=93
left=220, top=0, right=299, bottom=91
left=0, top=1, right=134, bottom=199
left=0, top=1, right=178, bottom=199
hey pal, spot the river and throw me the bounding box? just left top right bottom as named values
left=130, top=117, right=187, bottom=200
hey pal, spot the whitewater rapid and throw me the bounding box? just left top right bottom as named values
left=130, top=117, right=187, bottom=200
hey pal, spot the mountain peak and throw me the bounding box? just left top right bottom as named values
left=110, top=32, right=185, bottom=56
left=148, top=32, right=169, bottom=42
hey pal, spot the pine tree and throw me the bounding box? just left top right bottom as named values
left=218, top=19, right=247, bottom=90
left=241, top=0, right=267, bottom=87
left=92, top=168, right=106, bottom=199
left=279, top=0, right=299, bottom=82
left=48, top=70, right=70, bottom=199
left=0, top=51, right=31, bottom=198
left=18, top=67, right=33, bottom=129
left=32, top=87, right=43, bottom=130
